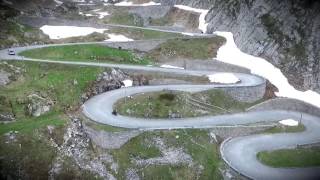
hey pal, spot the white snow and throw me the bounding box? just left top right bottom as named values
left=122, top=79, right=133, bottom=87
left=214, top=31, right=320, bottom=108
left=97, top=11, right=110, bottom=19
left=182, top=32, right=195, bottom=36
left=105, top=34, right=134, bottom=42
left=85, top=13, right=95, bottom=17
left=40, top=25, right=107, bottom=39
left=207, top=73, right=240, bottom=84
left=114, top=1, right=161, bottom=6
left=54, top=0, right=63, bottom=5
left=279, top=119, right=299, bottom=126
left=160, top=64, right=184, bottom=70
left=174, top=5, right=209, bottom=33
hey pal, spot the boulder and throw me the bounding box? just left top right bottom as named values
left=27, top=93, right=54, bottom=117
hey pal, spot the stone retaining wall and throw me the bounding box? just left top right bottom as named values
left=247, top=98, right=320, bottom=117
left=218, top=82, right=266, bottom=103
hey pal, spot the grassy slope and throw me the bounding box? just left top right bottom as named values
left=0, top=61, right=102, bottom=134
left=263, top=124, right=305, bottom=134
left=0, top=5, right=50, bottom=48
left=148, top=37, right=226, bottom=61
left=115, top=89, right=261, bottom=118
left=108, top=26, right=182, bottom=40
left=107, top=12, right=144, bottom=27
left=257, top=147, right=320, bottom=168
left=112, top=129, right=222, bottom=179
left=0, top=133, right=57, bottom=179
left=0, top=61, right=103, bottom=178
left=20, top=44, right=151, bottom=65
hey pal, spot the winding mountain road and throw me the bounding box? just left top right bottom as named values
left=1, top=29, right=320, bottom=179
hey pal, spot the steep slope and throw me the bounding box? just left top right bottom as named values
left=156, top=0, right=320, bottom=93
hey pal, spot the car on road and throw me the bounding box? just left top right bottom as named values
left=8, top=49, right=15, bottom=55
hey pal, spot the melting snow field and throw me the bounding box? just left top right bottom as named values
left=40, top=25, right=133, bottom=42
left=114, top=1, right=160, bottom=6
left=175, top=5, right=320, bottom=108
left=214, top=31, right=320, bottom=108
left=174, top=5, right=209, bottom=33
left=279, top=119, right=299, bottom=126
left=122, top=79, right=133, bottom=87
left=207, top=73, right=240, bottom=84
left=160, top=64, right=185, bottom=70
left=40, top=25, right=107, bottom=39
left=105, top=34, right=134, bottom=42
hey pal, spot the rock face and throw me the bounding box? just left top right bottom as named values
left=95, top=68, right=128, bottom=93
left=0, top=70, right=10, bottom=86
left=156, top=0, right=320, bottom=93
left=82, top=68, right=130, bottom=101
left=27, top=93, right=53, bottom=117
left=0, top=96, right=15, bottom=121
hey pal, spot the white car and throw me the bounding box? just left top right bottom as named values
left=8, top=49, right=15, bottom=55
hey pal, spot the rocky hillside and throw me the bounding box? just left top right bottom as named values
left=156, top=0, right=320, bottom=93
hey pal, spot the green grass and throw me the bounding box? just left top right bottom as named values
left=107, top=12, right=144, bottom=27
left=142, top=129, right=222, bottom=179
left=19, top=44, right=152, bottom=65
left=0, top=61, right=104, bottom=134
left=111, top=133, right=162, bottom=178
left=0, top=111, right=65, bottom=135
left=54, top=157, right=102, bottom=180
left=115, top=89, right=262, bottom=118
left=257, top=147, right=320, bottom=168
left=148, top=37, right=226, bottom=61
left=0, top=131, right=57, bottom=179
left=0, top=61, right=106, bottom=179
left=112, top=129, right=222, bottom=179
left=108, top=26, right=182, bottom=40
left=0, top=18, right=50, bottom=48
left=149, top=16, right=171, bottom=26
left=263, top=124, right=305, bottom=134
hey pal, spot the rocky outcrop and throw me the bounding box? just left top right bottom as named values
left=27, top=93, right=53, bottom=117
left=0, top=70, right=10, bottom=86
left=156, top=0, right=320, bottom=93
left=0, top=61, right=24, bottom=82
left=49, top=117, right=116, bottom=180
left=0, top=96, right=15, bottom=121
left=82, top=68, right=131, bottom=101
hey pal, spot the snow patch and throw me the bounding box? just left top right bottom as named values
left=97, top=11, right=110, bottom=19
left=122, top=79, right=133, bottom=87
left=40, top=25, right=107, bottom=39
left=279, top=119, right=299, bottom=126
left=54, top=0, right=63, bottom=5
left=207, top=73, right=240, bottom=84
left=114, top=1, right=160, bottom=6
left=214, top=31, right=320, bottom=108
left=160, top=64, right=184, bottom=70
left=182, top=32, right=195, bottom=36
left=105, top=34, right=134, bottom=42
left=174, top=5, right=209, bottom=33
